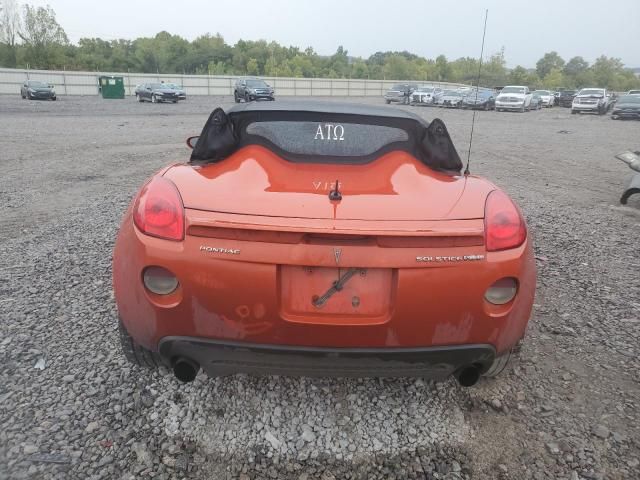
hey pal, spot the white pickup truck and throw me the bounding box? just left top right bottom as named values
left=495, top=86, right=533, bottom=112
left=571, top=88, right=612, bottom=115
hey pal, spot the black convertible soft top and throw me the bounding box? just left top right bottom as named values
left=190, top=101, right=462, bottom=172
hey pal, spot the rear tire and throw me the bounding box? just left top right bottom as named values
left=118, top=321, right=162, bottom=370
left=234, top=91, right=240, bottom=103
left=51, top=97, right=56, bottom=101
left=244, top=93, right=250, bottom=103
left=385, top=100, right=391, bottom=104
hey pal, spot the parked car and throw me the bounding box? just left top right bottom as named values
left=384, top=83, right=418, bottom=104
left=410, top=86, right=443, bottom=106
left=611, top=95, right=640, bottom=120
left=529, top=93, right=544, bottom=110
left=556, top=90, right=577, bottom=107
left=234, top=77, right=275, bottom=102
left=21, top=80, right=56, bottom=101
left=627, top=90, right=640, bottom=95
left=571, top=88, right=612, bottom=115
left=438, top=90, right=465, bottom=108
left=495, top=86, right=533, bottom=112
left=135, top=83, right=182, bottom=103
left=113, top=101, right=536, bottom=387
left=462, top=90, right=495, bottom=110
left=531, top=90, right=554, bottom=107
left=165, top=83, right=186, bottom=101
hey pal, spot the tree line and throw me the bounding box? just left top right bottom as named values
left=1, top=1, right=638, bottom=91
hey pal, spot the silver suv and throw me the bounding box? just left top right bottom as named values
left=234, top=78, right=275, bottom=102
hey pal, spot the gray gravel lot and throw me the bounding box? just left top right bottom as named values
left=0, top=95, right=639, bottom=480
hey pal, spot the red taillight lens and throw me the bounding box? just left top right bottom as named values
left=484, top=190, right=526, bottom=252
left=133, top=177, right=184, bottom=241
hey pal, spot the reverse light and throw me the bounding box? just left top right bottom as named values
left=485, top=277, right=518, bottom=305
left=143, top=266, right=179, bottom=295
left=484, top=190, right=526, bottom=252
left=133, top=176, right=184, bottom=241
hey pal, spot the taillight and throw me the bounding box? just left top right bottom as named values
left=133, top=176, right=184, bottom=241
left=484, top=190, right=526, bottom=252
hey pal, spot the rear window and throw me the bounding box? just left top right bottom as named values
left=246, top=121, right=409, bottom=157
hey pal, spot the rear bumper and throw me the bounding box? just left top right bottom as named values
left=114, top=208, right=536, bottom=359
left=158, top=336, right=496, bottom=378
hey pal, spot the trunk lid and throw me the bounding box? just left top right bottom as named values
left=165, top=146, right=493, bottom=221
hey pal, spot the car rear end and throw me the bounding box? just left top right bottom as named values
left=114, top=106, right=535, bottom=385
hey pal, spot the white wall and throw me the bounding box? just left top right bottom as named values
left=0, top=67, right=468, bottom=97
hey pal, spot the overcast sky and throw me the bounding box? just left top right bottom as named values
left=27, top=0, right=640, bottom=68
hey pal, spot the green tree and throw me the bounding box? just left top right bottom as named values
left=509, top=65, right=529, bottom=84
left=542, top=68, right=566, bottom=89
left=536, top=51, right=565, bottom=79
left=185, top=33, right=231, bottom=74
left=246, top=57, right=258, bottom=75
left=383, top=54, right=413, bottom=80
left=434, top=55, right=450, bottom=81
left=450, top=57, right=478, bottom=83
left=19, top=4, right=68, bottom=68
left=563, top=56, right=588, bottom=77
left=480, top=49, right=507, bottom=86
left=591, top=55, right=625, bottom=89
left=0, top=0, right=21, bottom=67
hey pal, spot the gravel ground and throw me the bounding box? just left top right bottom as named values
left=0, top=95, right=639, bottom=480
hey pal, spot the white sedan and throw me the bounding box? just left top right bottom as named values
left=531, top=90, right=554, bottom=107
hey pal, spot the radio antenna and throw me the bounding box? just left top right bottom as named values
left=464, top=9, right=489, bottom=176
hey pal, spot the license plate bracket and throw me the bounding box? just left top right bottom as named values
left=279, top=266, right=393, bottom=325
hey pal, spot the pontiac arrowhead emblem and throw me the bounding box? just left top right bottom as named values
left=334, top=248, right=342, bottom=265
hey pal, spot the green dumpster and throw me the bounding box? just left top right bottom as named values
left=99, top=75, right=125, bottom=99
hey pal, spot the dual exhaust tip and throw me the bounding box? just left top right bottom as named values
left=171, top=357, right=481, bottom=387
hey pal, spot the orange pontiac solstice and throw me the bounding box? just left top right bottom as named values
left=113, top=101, right=536, bottom=387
